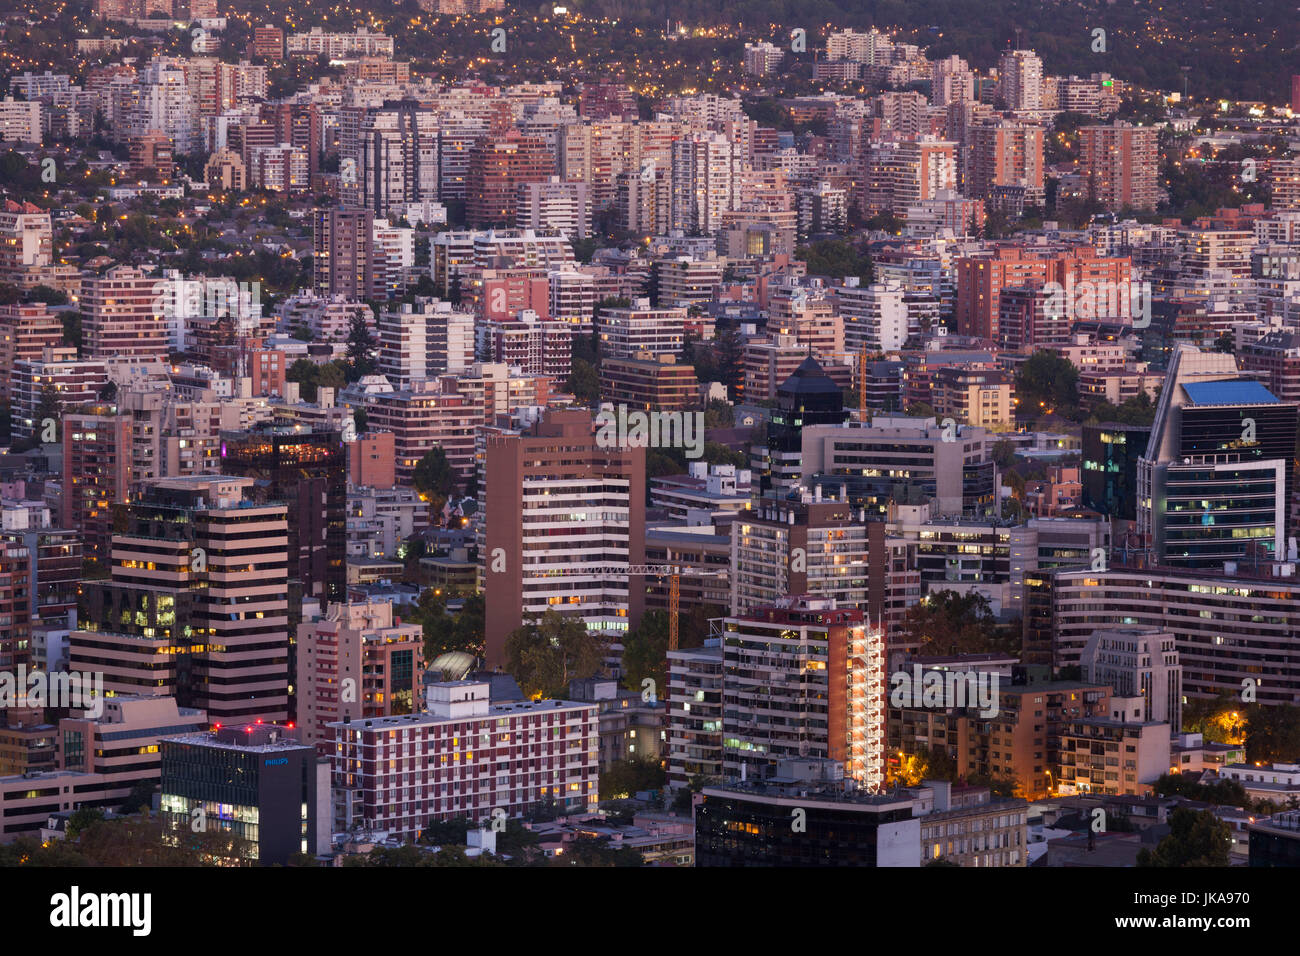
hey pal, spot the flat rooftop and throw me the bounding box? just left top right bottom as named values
left=1182, top=380, right=1279, bottom=406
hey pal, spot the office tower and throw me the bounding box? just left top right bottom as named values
left=596, top=298, right=686, bottom=358
left=1082, top=625, right=1182, bottom=727
left=312, top=206, right=375, bottom=300
left=720, top=598, right=885, bottom=790
left=482, top=408, right=645, bottom=669
left=752, top=356, right=848, bottom=496
left=81, top=265, right=169, bottom=362
left=161, top=724, right=322, bottom=865
left=696, top=762, right=920, bottom=867
left=329, top=681, right=598, bottom=839
left=220, top=425, right=346, bottom=605
left=1138, top=346, right=1298, bottom=569
left=1080, top=123, right=1159, bottom=211
left=466, top=133, right=555, bottom=228
left=997, top=49, right=1043, bottom=111
left=75, top=476, right=290, bottom=723
left=966, top=121, right=1044, bottom=206
left=1048, top=562, right=1300, bottom=704
left=670, top=132, right=735, bottom=234
left=354, top=100, right=439, bottom=217
left=1081, top=421, right=1151, bottom=520
left=296, top=600, right=424, bottom=751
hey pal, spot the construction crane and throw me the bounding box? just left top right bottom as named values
left=822, top=346, right=873, bottom=420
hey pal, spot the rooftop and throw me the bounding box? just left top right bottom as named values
left=1181, top=380, right=1279, bottom=407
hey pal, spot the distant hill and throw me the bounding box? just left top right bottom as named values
left=560, top=0, right=1298, bottom=102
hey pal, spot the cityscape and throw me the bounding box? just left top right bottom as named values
left=0, top=0, right=1295, bottom=898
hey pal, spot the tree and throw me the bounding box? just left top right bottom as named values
left=504, top=608, right=606, bottom=699
left=905, top=401, right=937, bottom=419
left=1015, top=351, right=1080, bottom=419
left=991, top=439, right=1016, bottom=470
left=1137, top=807, right=1232, bottom=867
left=345, top=311, right=379, bottom=381
left=1244, top=703, right=1300, bottom=764
left=412, top=446, right=459, bottom=511
left=620, top=609, right=671, bottom=695
left=565, top=358, right=600, bottom=405
left=900, top=590, right=1011, bottom=656
left=599, top=758, right=667, bottom=800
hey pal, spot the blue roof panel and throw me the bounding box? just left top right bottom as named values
left=1182, top=380, right=1280, bottom=406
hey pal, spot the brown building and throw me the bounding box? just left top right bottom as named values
left=61, top=411, right=133, bottom=568
left=347, top=430, right=397, bottom=489
left=81, top=265, right=169, bottom=362
left=954, top=246, right=1131, bottom=341
left=1080, top=123, right=1160, bottom=212
left=0, top=303, right=63, bottom=404
left=249, top=26, right=285, bottom=62
left=127, top=132, right=175, bottom=183
left=599, top=351, right=698, bottom=411
left=313, top=206, right=375, bottom=300
left=466, top=133, right=555, bottom=228
left=482, top=408, right=645, bottom=668
left=890, top=678, right=1112, bottom=799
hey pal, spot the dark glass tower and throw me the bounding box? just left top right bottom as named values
left=757, top=356, right=849, bottom=497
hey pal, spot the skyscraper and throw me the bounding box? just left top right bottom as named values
left=1138, top=346, right=1298, bottom=569
left=220, top=425, right=346, bottom=605
left=482, top=407, right=645, bottom=669
left=1080, top=122, right=1159, bottom=211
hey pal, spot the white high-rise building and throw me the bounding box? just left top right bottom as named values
left=837, top=279, right=910, bottom=352
left=997, top=49, right=1044, bottom=112
left=353, top=101, right=439, bottom=217
left=515, top=177, right=592, bottom=239
left=670, top=132, right=735, bottom=235
left=129, top=59, right=199, bottom=153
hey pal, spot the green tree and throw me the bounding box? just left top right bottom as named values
left=900, top=590, right=1011, bottom=656
left=620, top=609, right=671, bottom=694
left=1015, top=350, right=1080, bottom=419
left=599, top=758, right=667, bottom=800
left=565, top=358, right=600, bottom=404
left=1137, top=807, right=1232, bottom=867
left=1244, top=703, right=1300, bottom=764
left=345, top=311, right=379, bottom=381
left=412, top=446, right=459, bottom=510
left=504, top=608, right=606, bottom=699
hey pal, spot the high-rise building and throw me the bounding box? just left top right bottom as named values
left=1081, top=625, right=1182, bottom=727
left=1137, top=346, right=1298, bottom=569
left=466, top=133, right=555, bottom=228
left=312, top=206, right=375, bottom=300
left=966, top=121, right=1044, bottom=206
left=1080, top=123, right=1160, bottom=211
left=720, top=598, right=885, bottom=790
left=666, top=642, right=724, bottom=787
left=752, top=356, right=848, bottom=496
left=353, top=100, right=439, bottom=217
left=220, top=425, right=346, bottom=605
left=596, top=298, right=686, bottom=358
left=75, top=476, right=291, bottom=723
left=296, top=600, right=424, bottom=751
left=670, top=132, right=735, bottom=234
left=81, top=265, right=169, bottom=362
left=482, top=408, right=645, bottom=668
left=996, top=49, right=1044, bottom=111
